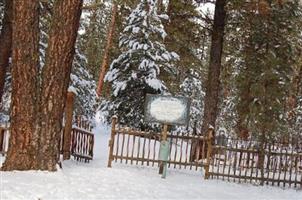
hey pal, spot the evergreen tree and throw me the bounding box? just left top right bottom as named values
left=200, top=0, right=227, bottom=135
left=0, top=0, right=12, bottom=112
left=164, top=0, right=208, bottom=93
left=70, top=44, right=97, bottom=119
left=80, top=1, right=112, bottom=81
left=2, top=0, right=83, bottom=171
left=104, top=0, right=179, bottom=127
left=0, top=0, right=4, bottom=28
left=227, top=0, right=302, bottom=141
left=179, top=69, right=204, bottom=134
left=39, top=1, right=97, bottom=119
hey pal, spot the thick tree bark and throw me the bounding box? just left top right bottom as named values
left=39, top=0, right=83, bottom=171
left=201, top=0, right=226, bottom=134
left=0, top=0, right=12, bottom=105
left=96, top=3, right=117, bottom=96
left=2, top=0, right=40, bottom=170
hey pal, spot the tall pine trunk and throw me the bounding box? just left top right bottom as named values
left=0, top=0, right=13, bottom=104
left=201, top=0, right=226, bottom=134
left=2, top=0, right=40, bottom=170
left=96, top=3, right=117, bottom=96
left=38, top=0, right=83, bottom=171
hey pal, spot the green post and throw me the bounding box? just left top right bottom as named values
left=159, top=139, right=170, bottom=179
left=162, top=161, right=167, bottom=179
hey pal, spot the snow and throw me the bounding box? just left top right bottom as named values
left=68, top=86, right=78, bottom=95
left=149, top=97, right=185, bottom=122
left=113, top=81, right=127, bottom=97
left=1, top=120, right=302, bottom=200
left=197, top=2, right=215, bottom=19
left=145, top=78, right=164, bottom=91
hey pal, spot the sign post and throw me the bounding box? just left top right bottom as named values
left=144, top=94, right=190, bottom=179
left=159, top=124, right=169, bottom=177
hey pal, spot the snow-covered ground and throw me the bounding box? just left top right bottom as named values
left=1, top=122, right=301, bottom=200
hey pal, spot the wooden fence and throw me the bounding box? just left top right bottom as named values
left=60, top=116, right=94, bottom=162
left=0, top=92, right=94, bottom=163
left=70, top=116, right=94, bottom=162
left=107, top=118, right=302, bottom=188
left=208, top=132, right=302, bottom=188
left=107, top=117, right=212, bottom=171
left=0, top=116, right=94, bottom=162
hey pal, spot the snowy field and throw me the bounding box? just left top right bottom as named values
left=1, top=123, right=302, bottom=200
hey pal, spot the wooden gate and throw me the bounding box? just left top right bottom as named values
left=107, top=117, right=213, bottom=171
left=208, top=133, right=302, bottom=188
left=70, top=127, right=94, bottom=162
left=69, top=116, right=94, bottom=162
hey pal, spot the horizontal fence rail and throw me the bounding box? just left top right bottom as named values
left=107, top=118, right=211, bottom=171
left=209, top=133, right=302, bottom=188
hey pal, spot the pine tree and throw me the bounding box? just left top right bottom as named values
left=70, top=44, right=97, bottom=119
left=38, top=1, right=97, bottom=120
left=2, top=0, right=41, bottom=171
left=39, top=0, right=53, bottom=67
left=0, top=0, right=12, bottom=106
left=0, top=0, right=4, bottom=27
left=179, top=69, right=204, bottom=134
left=227, top=0, right=302, bottom=141
left=201, top=0, right=227, bottom=135
left=3, top=0, right=83, bottom=171
left=104, top=0, right=179, bottom=127
left=164, top=0, right=208, bottom=93
left=100, top=0, right=141, bottom=97
left=80, top=1, right=112, bottom=81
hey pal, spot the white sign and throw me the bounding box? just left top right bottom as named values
left=144, top=94, right=190, bottom=125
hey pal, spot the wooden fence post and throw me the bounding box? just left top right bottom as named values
left=205, top=127, right=214, bottom=179
left=63, top=91, right=75, bottom=160
left=107, top=116, right=117, bottom=168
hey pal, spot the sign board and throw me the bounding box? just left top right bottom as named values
left=144, top=94, right=190, bottom=126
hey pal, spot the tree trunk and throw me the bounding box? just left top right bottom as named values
left=2, top=0, right=40, bottom=171
left=96, top=3, right=117, bottom=96
left=39, top=0, right=83, bottom=171
left=201, top=0, right=226, bottom=134
left=0, top=0, right=12, bottom=105
left=63, top=91, right=75, bottom=160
